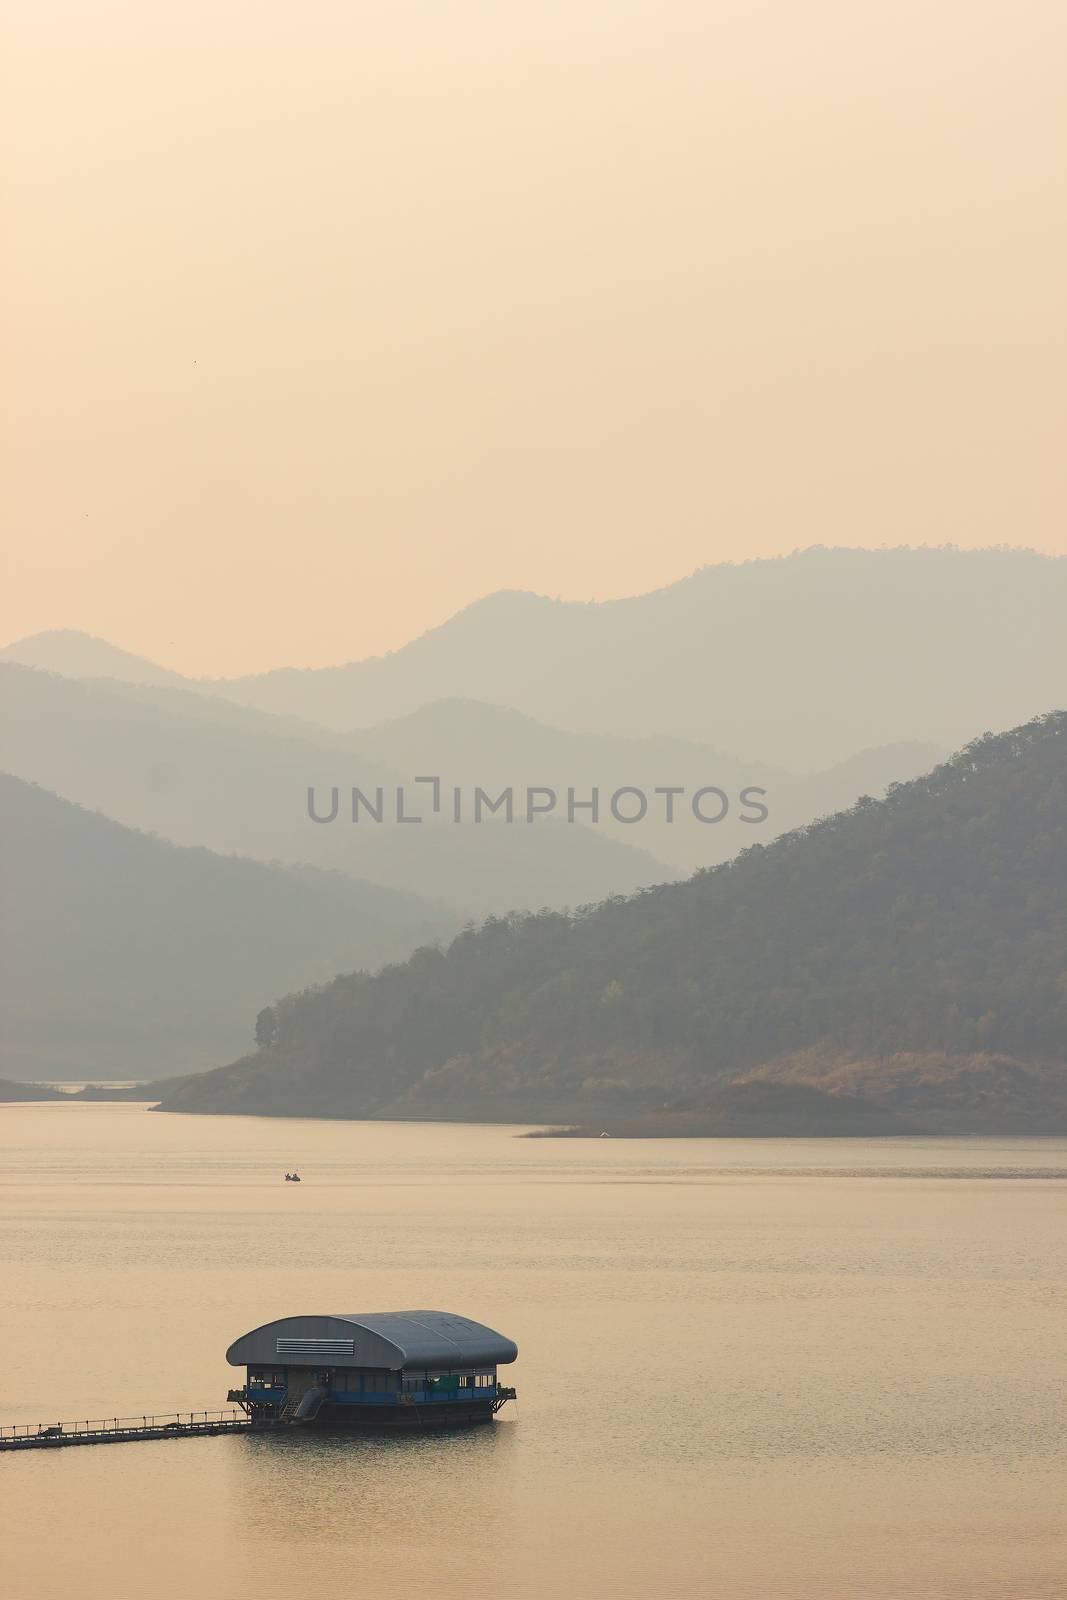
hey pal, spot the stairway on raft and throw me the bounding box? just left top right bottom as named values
left=278, top=1373, right=327, bottom=1425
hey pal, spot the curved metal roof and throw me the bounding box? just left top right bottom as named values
left=226, top=1310, right=518, bottom=1371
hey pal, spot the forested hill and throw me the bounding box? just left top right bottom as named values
left=157, top=713, right=1067, bottom=1129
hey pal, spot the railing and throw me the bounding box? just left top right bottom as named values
left=0, top=1408, right=247, bottom=1444
left=327, top=1384, right=516, bottom=1408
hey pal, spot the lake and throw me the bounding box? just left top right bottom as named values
left=1, top=1104, right=1064, bottom=1599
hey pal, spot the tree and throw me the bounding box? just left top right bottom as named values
left=255, top=1006, right=278, bottom=1050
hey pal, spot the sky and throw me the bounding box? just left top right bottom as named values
left=3, top=0, right=1065, bottom=676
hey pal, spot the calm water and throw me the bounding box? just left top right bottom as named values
left=1, top=1105, right=1064, bottom=1600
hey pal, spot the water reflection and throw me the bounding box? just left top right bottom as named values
left=232, top=1423, right=516, bottom=1546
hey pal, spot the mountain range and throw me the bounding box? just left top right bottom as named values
left=155, top=712, right=1067, bottom=1131
left=0, top=664, right=667, bottom=912
left=6, top=548, right=1065, bottom=768
left=0, top=663, right=945, bottom=882
left=3, top=546, right=1065, bottom=1114
left=348, top=698, right=944, bottom=871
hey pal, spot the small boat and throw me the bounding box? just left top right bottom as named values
left=284, top=1172, right=302, bottom=1183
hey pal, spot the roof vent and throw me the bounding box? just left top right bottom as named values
left=276, top=1337, right=355, bottom=1358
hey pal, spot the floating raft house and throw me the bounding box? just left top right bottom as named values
left=227, top=1310, right=518, bottom=1429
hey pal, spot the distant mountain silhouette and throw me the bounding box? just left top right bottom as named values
left=205, top=548, right=1067, bottom=766
left=0, top=662, right=945, bottom=891
left=0, top=774, right=457, bottom=1080
left=1, top=628, right=188, bottom=688
left=0, top=1077, right=66, bottom=1101
left=12, top=549, right=1062, bottom=769
left=0, top=665, right=671, bottom=914
left=351, top=698, right=945, bottom=871
left=156, top=713, right=1067, bottom=1130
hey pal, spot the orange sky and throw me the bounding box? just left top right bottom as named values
left=3, top=0, right=1065, bottom=676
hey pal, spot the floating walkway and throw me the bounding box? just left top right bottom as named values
left=0, top=1409, right=253, bottom=1452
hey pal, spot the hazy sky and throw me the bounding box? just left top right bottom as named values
left=3, top=0, right=1064, bottom=676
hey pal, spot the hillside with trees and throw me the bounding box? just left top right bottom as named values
left=157, top=713, right=1067, bottom=1130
